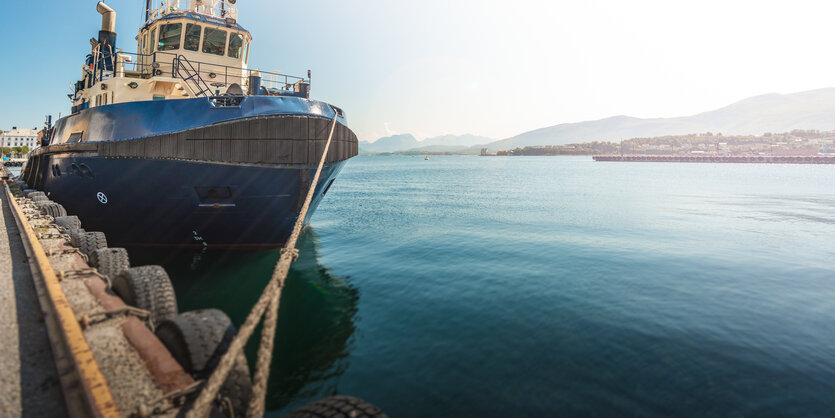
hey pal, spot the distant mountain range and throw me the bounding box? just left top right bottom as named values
left=359, top=88, right=835, bottom=154
left=359, top=134, right=493, bottom=154
left=483, top=88, right=835, bottom=151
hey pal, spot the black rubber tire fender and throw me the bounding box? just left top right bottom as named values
left=155, top=309, right=252, bottom=417
left=69, top=230, right=82, bottom=246
left=284, top=396, right=389, bottom=418
left=89, top=248, right=130, bottom=282
left=67, top=229, right=86, bottom=245
left=111, top=266, right=178, bottom=327
left=41, top=202, right=67, bottom=218
left=25, top=190, right=43, bottom=198
left=74, top=231, right=107, bottom=256
left=35, top=201, right=54, bottom=210
left=32, top=196, right=51, bottom=205
left=54, top=216, right=82, bottom=231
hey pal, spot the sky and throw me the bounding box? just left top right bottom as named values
left=2, top=0, right=835, bottom=142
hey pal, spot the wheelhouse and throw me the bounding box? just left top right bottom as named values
left=70, top=0, right=310, bottom=114
left=135, top=12, right=252, bottom=78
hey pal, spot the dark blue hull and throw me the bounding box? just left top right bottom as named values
left=23, top=97, right=358, bottom=246
left=41, top=155, right=346, bottom=247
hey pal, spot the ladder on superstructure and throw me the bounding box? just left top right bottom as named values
left=173, top=55, right=213, bottom=97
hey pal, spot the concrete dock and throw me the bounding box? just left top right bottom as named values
left=0, top=170, right=194, bottom=417
left=0, top=180, right=66, bottom=416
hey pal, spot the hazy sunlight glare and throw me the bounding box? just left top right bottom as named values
left=2, top=0, right=834, bottom=141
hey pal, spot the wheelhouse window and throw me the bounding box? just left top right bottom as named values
left=158, top=23, right=182, bottom=51
left=151, top=28, right=157, bottom=52
left=202, top=28, right=227, bottom=56
left=243, top=41, right=250, bottom=64
left=184, top=23, right=201, bottom=51
left=228, top=33, right=244, bottom=59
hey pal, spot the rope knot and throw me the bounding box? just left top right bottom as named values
left=280, top=247, right=299, bottom=261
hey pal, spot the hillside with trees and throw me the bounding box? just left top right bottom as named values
left=483, top=88, right=835, bottom=152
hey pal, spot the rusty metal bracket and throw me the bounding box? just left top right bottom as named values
left=138, top=380, right=204, bottom=417
left=38, top=232, right=68, bottom=240
left=25, top=212, right=52, bottom=220
left=47, top=247, right=89, bottom=263
left=57, top=268, right=109, bottom=286
left=82, top=306, right=153, bottom=330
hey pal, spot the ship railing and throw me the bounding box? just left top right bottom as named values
left=87, top=44, right=117, bottom=84
left=85, top=51, right=308, bottom=96
left=146, top=0, right=238, bottom=25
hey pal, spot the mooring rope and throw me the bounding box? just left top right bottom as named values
left=187, top=108, right=341, bottom=418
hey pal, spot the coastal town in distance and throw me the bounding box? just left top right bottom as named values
left=368, top=129, right=835, bottom=158
left=485, top=130, right=835, bottom=157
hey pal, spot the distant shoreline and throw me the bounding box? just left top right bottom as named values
left=594, top=155, right=835, bottom=164
left=362, top=129, right=834, bottom=157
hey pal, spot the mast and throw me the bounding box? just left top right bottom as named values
left=144, top=0, right=151, bottom=21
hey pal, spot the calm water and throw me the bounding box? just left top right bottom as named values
left=131, top=156, right=835, bottom=417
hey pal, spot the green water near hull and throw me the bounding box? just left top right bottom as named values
left=129, top=230, right=358, bottom=411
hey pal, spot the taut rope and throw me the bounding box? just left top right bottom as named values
left=187, top=108, right=341, bottom=417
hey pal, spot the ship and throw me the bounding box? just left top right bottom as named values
left=20, top=0, right=358, bottom=247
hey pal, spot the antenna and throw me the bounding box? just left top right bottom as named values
left=144, top=0, right=151, bottom=21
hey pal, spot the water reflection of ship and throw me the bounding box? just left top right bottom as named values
left=126, top=228, right=359, bottom=413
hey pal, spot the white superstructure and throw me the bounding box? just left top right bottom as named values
left=71, top=1, right=258, bottom=111
left=1, top=128, right=39, bottom=150
left=66, top=1, right=308, bottom=117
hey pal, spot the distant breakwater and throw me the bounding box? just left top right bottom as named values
left=594, top=155, right=835, bottom=164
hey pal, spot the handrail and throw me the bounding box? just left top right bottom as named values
left=146, top=0, right=238, bottom=26
left=85, top=50, right=307, bottom=93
